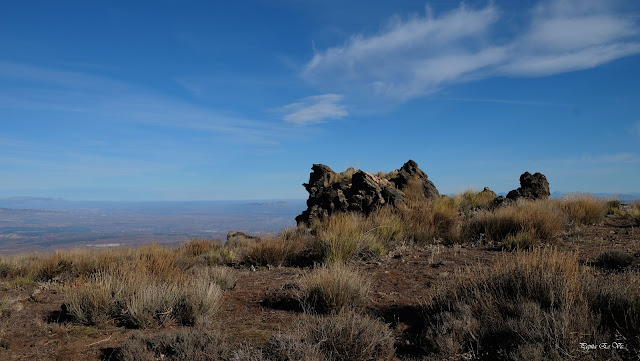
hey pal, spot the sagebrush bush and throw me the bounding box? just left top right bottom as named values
left=112, top=329, right=230, bottom=361
left=299, top=264, right=370, bottom=314
left=255, top=312, right=395, bottom=361
left=596, top=249, right=634, bottom=270
left=422, top=248, right=640, bottom=360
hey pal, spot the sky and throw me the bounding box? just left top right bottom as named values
left=1, top=0, right=639, bottom=201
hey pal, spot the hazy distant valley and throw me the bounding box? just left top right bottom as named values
left=0, top=198, right=306, bottom=253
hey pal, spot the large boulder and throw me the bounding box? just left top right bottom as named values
left=506, top=172, right=550, bottom=201
left=296, top=160, right=438, bottom=225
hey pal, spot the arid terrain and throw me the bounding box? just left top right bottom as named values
left=1, top=189, right=639, bottom=360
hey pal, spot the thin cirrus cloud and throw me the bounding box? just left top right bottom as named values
left=281, top=94, right=348, bottom=125
left=302, top=0, right=640, bottom=101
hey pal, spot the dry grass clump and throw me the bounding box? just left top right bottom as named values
left=502, top=230, right=539, bottom=250
left=241, top=229, right=323, bottom=268
left=424, top=248, right=591, bottom=360
left=555, top=193, right=608, bottom=225
left=298, top=264, right=370, bottom=314
left=607, top=199, right=622, bottom=215
left=465, top=200, right=564, bottom=243
left=66, top=267, right=223, bottom=328
left=314, top=212, right=387, bottom=263
left=454, top=188, right=495, bottom=212
left=238, top=312, right=394, bottom=361
left=630, top=202, right=640, bottom=225
left=422, top=248, right=640, bottom=360
left=111, top=328, right=230, bottom=361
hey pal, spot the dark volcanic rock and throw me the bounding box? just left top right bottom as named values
left=227, top=231, right=260, bottom=242
left=389, top=160, right=440, bottom=199
left=506, top=172, right=550, bottom=201
left=296, top=160, right=438, bottom=225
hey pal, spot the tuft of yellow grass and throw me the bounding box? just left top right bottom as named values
left=298, top=263, right=370, bottom=314
left=554, top=193, right=608, bottom=225
left=465, top=199, right=564, bottom=243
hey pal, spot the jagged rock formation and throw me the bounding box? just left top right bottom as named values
left=493, top=172, right=550, bottom=207
left=506, top=172, right=550, bottom=200
left=295, top=160, right=439, bottom=225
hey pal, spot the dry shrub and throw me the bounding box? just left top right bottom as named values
left=178, top=238, right=220, bottom=256
left=556, top=193, right=608, bottom=225
left=465, top=200, right=564, bottom=243
left=191, top=266, right=237, bottom=290
left=431, top=196, right=462, bottom=243
left=596, top=249, right=634, bottom=270
left=607, top=199, right=622, bottom=215
left=630, top=202, right=640, bottom=225
left=423, top=248, right=639, bottom=360
left=587, top=271, right=640, bottom=355
left=112, top=328, right=230, bottom=361
left=257, top=312, right=395, bottom=361
left=299, top=264, right=370, bottom=314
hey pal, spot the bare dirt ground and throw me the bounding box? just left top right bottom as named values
left=1, top=215, right=638, bottom=360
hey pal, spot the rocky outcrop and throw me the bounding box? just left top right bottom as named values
left=388, top=160, right=440, bottom=199
left=296, top=160, right=438, bottom=225
left=493, top=172, right=550, bottom=207
left=506, top=172, right=550, bottom=201
left=227, top=231, right=260, bottom=242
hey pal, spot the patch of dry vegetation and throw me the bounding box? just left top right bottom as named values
left=67, top=267, right=224, bottom=328
left=466, top=199, right=564, bottom=244
left=112, top=328, right=230, bottom=361
left=298, top=263, right=370, bottom=314
left=236, top=312, right=395, bottom=361
left=422, top=248, right=640, bottom=360
left=555, top=193, right=609, bottom=225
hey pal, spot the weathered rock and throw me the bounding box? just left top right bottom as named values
left=506, top=172, right=550, bottom=201
left=227, top=231, right=260, bottom=242
left=389, top=160, right=439, bottom=199
left=296, top=160, right=438, bottom=225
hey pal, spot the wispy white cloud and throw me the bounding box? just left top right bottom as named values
left=281, top=94, right=348, bottom=125
left=303, top=0, right=640, bottom=101
left=0, top=61, right=297, bottom=148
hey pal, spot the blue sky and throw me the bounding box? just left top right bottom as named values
left=1, top=0, right=639, bottom=201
